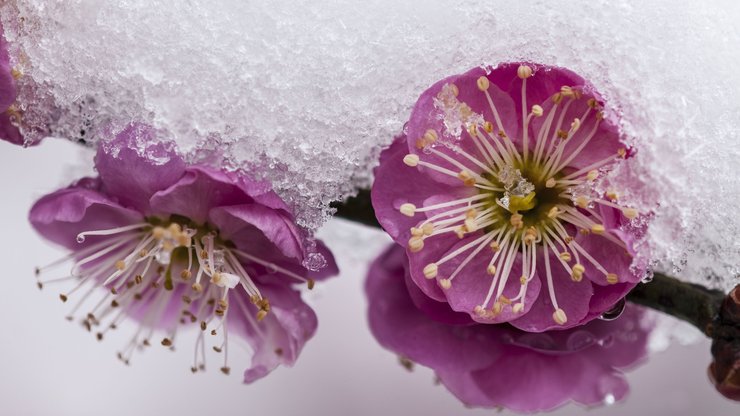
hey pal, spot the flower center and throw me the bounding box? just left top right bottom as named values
left=398, top=65, right=639, bottom=326
left=35, top=217, right=313, bottom=373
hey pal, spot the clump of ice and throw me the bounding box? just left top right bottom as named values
left=2, top=0, right=740, bottom=289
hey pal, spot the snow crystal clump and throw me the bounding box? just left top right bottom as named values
left=2, top=0, right=740, bottom=288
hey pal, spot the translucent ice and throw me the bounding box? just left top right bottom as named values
left=2, top=0, right=740, bottom=288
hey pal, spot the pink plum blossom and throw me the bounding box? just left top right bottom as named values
left=372, top=62, right=646, bottom=332
left=30, top=123, right=338, bottom=383
left=0, top=20, right=22, bottom=145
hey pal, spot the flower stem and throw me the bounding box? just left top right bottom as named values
left=626, top=272, right=725, bottom=335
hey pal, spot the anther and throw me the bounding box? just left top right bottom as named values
left=439, top=279, right=452, bottom=290
left=606, top=190, right=619, bottom=201
left=576, top=196, right=590, bottom=209
left=484, top=121, right=494, bottom=133
left=307, top=279, right=315, bottom=290
left=552, top=93, right=564, bottom=104
left=449, top=84, right=459, bottom=97
left=134, top=275, right=143, bottom=284
left=464, top=218, right=477, bottom=232
left=152, top=226, right=165, bottom=240
left=457, top=170, right=476, bottom=187
left=559, top=252, right=572, bottom=262
left=523, top=227, right=538, bottom=244
left=115, top=260, right=126, bottom=271
left=591, top=224, right=605, bottom=235
left=191, top=283, right=203, bottom=292
left=545, top=178, right=556, bottom=188
left=421, top=223, right=434, bottom=236
left=520, top=275, right=527, bottom=284
left=570, top=118, right=581, bottom=132
left=552, top=308, right=568, bottom=325
left=161, top=338, right=173, bottom=347
left=517, top=65, right=533, bottom=79
left=410, top=227, right=423, bottom=237
left=622, top=207, right=638, bottom=220
left=424, top=129, right=438, bottom=143
left=474, top=305, right=485, bottom=316
left=476, top=76, right=490, bottom=91
left=423, top=263, right=438, bottom=279
left=571, top=264, right=585, bottom=282
left=531, top=105, right=543, bottom=117
left=617, top=148, right=627, bottom=158
left=180, top=270, right=192, bottom=280
left=492, top=301, right=503, bottom=315
left=557, top=130, right=568, bottom=139
left=400, top=203, right=416, bottom=217
left=587, top=98, right=598, bottom=109
left=512, top=303, right=524, bottom=313
left=220, top=367, right=231, bottom=375
left=510, top=213, right=524, bottom=229
left=200, top=321, right=207, bottom=331
left=408, top=236, right=424, bottom=253
left=59, top=294, right=68, bottom=303
left=256, top=310, right=268, bottom=321
left=468, top=125, right=478, bottom=138
left=560, top=86, right=574, bottom=98
left=403, top=154, right=419, bottom=167
left=490, top=241, right=500, bottom=252
left=487, top=265, right=496, bottom=275
left=586, top=170, right=599, bottom=181
left=606, top=273, right=619, bottom=284
left=547, top=206, right=560, bottom=219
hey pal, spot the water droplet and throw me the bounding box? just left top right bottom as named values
left=600, top=298, right=626, bottom=321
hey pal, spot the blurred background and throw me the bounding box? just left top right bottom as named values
left=0, top=139, right=737, bottom=415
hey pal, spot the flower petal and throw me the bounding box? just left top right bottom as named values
left=430, top=236, right=542, bottom=324
left=404, top=66, right=518, bottom=186
left=95, top=123, right=185, bottom=214
left=150, top=166, right=292, bottom=224
left=511, top=249, right=593, bottom=332
left=371, top=135, right=470, bottom=243
left=29, top=179, right=144, bottom=250
left=209, top=203, right=304, bottom=261
left=228, top=277, right=317, bottom=384
left=0, top=23, right=16, bottom=112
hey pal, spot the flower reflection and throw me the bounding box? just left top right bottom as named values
left=366, top=244, right=653, bottom=412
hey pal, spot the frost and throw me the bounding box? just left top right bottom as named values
left=2, top=0, right=740, bottom=288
